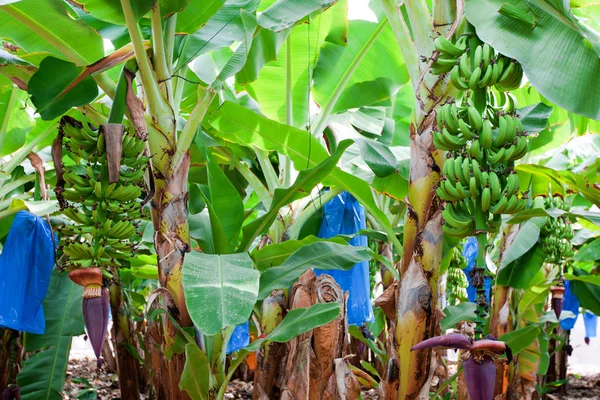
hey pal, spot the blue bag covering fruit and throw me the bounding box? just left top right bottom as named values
left=226, top=322, right=250, bottom=354
left=314, top=191, right=373, bottom=326
left=559, top=280, right=580, bottom=331
left=0, top=211, right=56, bottom=334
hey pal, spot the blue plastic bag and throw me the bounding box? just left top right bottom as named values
left=584, top=312, right=597, bottom=338
left=226, top=322, right=250, bottom=354
left=314, top=191, right=373, bottom=326
left=0, top=211, right=56, bottom=334
left=560, top=280, right=580, bottom=331
left=461, top=237, right=491, bottom=303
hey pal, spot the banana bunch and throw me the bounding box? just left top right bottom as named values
left=447, top=247, right=469, bottom=305
left=434, top=102, right=528, bottom=163
left=56, top=117, right=149, bottom=269
left=431, top=33, right=530, bottom=240
left=540, top=196, right=574, bottom=264
left=431, top=35, right=468, bottom=75
left=448, top=38, right=523, bottom=92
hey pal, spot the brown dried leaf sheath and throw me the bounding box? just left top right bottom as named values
left=101, top=124, right=124, bottom=184
left=312, top=275, right=345, bottom=396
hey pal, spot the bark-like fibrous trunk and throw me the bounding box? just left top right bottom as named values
left=280, top=272, right=356, bottom=399
left=109, top=284, right=141, bottom=400
left=0, top=329, right=21, bottom=393
left=253, top=291, right=287, bottom=400
left=396, top=115, right=445, bottom=399
left=490, top=225, right=519, bottom=398
left=149, top=153, right=191, bottom=400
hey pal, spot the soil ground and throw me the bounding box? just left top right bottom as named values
left=65, top=317, right=600, bottom=399
left=63, top=357, right=600, bottom=399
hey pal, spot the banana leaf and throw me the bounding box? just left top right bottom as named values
left=465, top=0, right=600, bottom=120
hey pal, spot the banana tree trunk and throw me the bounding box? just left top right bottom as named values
left=396, top=115, right=445, bottom=399
left=253, top=290, right=287, bottom=399
left=0, top=329, right=21, bottom=393
left=149, top=153, right=192, bottom=400
left=490, top=225, right=519, bottom=398
left=109, top=283, right=141, bottom=400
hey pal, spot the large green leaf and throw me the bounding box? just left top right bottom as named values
left=176, top=0, right=225, bottom=33
left=207, top=101, right=398, bottom=246
left=498, top=221, right=541, bottom=269
left=258, top=241, right=370, bottom=299
left=243, top=11, right=332, bottom=127
left=17, top=269, right=84, bottom=400
left=570, top=268, right=600, bottom=315
left=500, top=325, right=541, bottom=356
left=0, top=0, right=104, bottom=65
left=497, top=243, right=545, bottom=289
left=178, top=0, right=260, bottom=67
left=257, top=0, right=335, bottom=31
left=518, top=102, right=553, bottom=133
left=246, top=302, right=341, bottom=351
left=312, top=19, right=408, bottom=114
left=441, top=302, right=477, bottom=331
left=574, top=237, right=600, bottom=261
left=358, top=138, right=398, bottom=177
left=324, top=0, right=347, bottom=45
left=212, top=10, right=258, bottom=88
left=516, top=164, right=600, bottom=207
left=251, top=235, right=347, bottom=270
left=69, top=0, right=154, bottom=25
left=565, top=272, right=600, bottom=286
left=27, top=56, right=98, bottom=120
left=465, top=0, right=600, bottom=119
left=182, top=252, right=259, bottom=336
left=198, top=135, right=244, bottom=250
left=497, top=221, right=546, bottom=289
left=179, top=343, right=211, bottom=400
left=189, top=211, right=216, bottom=254
left=0, top=87, right=34, bottom=156
left=160, top=0, right=189, bottom=17
left=239, top=140, right=352, bottom=251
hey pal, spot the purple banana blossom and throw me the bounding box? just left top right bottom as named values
left=410, top=333, right=471, bottom=351
left=463, top=356, right=495, bottom=400
left=2, top=385, right=20, bottom=400
left=411, top=334, right=509, bottom=400
left=83, top=287, right=109, bottom=368
left=551, top=286, right=566, bottom=319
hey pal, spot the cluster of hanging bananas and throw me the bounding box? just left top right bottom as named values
left=433, top=95, right=527, bottom=162
left=432, top=35, right=523, bottom=92
left=540, top=196, right=574, bottom=264
left=447, top=247, right=469, bottom=305
left=56, top=117, right=148, bottom=269
left=434, top=35, right=529, bottom=239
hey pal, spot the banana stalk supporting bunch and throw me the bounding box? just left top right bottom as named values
left=447, top=247, right=469, bottom=305
left=53, top=115, right=148, bottom=367
left=411, top=28, right=525, bottom=400
left=536, top=195, right=574, bottom=318
left=434, top=31, right=528, bottom=336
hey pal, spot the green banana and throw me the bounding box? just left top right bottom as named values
left=480, top=120, right=493, bottom=149
left=468, top=106, right=483, bottom=131
left=468, top=66, right=482, bottom=90
left=490, top=195, right=508, bottom=214
left=434, top=35, right=466, bottom=57
left=489, top=172, right=501, bottom=202
left=481, top=187, right=491, bottom=211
